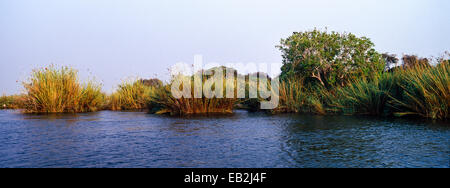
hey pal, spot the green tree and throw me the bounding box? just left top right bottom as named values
left=277, top=29, right=385, bottom=88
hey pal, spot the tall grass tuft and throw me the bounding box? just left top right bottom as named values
left=78, top=82, right=105, bottom=112
left=150, top=71, right=237, bottom=115
left=276, top=78, right=306, bottom=113
left=330, top=73, right=397, bottom=116
left=274, top=78, right=327, bottom=114
left=110, top=80, right=155, bottom=111
left=151, top=87, right=236, bottom=115
left=22, top=66, right=104, bottom=113
left=391, top=62, right=449, bottom=119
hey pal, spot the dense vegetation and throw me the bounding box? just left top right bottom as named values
left=275, top=30, right=449, bottom=120
left=277, top=29, right=385, bottom=88
left=0, top=95, right=23, bottom=109
left=149, top=67, right=238, bottom=115
left=20, top=66, right=104, bottom=113
left=2, top=30, right=448, bottom=120
left=109, top=80, right=155, bottom=111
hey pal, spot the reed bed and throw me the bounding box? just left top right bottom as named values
left=276, top=62, right=449, bottom=120
left=22, top=66, right=104, bottom=113
left=274, top=78, right=327, bottom=114
left=149, top=73, right=237, bottom=115
left=390, top=62, right=449, bottom=119
left=4, top=63, right=448, bottom=120
left=109, top=80, right=155, bottom=111
left=275, top=78, right=306, bottom=113
left=330, top=73, right=397, bottom=116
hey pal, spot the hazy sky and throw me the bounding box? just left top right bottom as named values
left=1, top=0, right=449, bottom=94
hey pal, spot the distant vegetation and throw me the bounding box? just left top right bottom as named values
left=0, top=95, right=24, bottom=109
left=1, top=29, right=448, bottom=120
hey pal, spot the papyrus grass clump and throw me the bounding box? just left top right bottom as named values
left=150, top=67, right=238, bottom=115
left=110, top=80, right=156, bottom=111
left=22, top=66, right=104, bottom=113
left=150, top=86, right=237, bottom=115
left=330, top=72, right=397, bottom=116
left=391, top=62, right=449, bottom=119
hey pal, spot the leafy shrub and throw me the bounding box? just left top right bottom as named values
left=277, top=29, right=385, bottom=88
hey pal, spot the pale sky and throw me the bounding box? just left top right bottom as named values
left=1, top=0, right=449, bottom=94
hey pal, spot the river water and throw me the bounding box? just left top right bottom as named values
left=0, top=110, right=448, bottom=168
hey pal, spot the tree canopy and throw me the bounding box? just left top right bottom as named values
left=277, top=29, right=385, bottom=88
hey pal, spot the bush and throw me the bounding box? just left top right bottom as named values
left=277, top=29, right=385, bottom=88
left=139, top=78, right=163, bottom=87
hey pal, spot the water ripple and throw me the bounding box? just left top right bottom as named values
left=0, top=110, right=448, bottom=168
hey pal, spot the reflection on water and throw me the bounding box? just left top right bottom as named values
left=0, top=110, right=448, bottom=168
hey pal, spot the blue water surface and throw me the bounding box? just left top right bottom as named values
left=0, top=110, right=448, bottom=168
